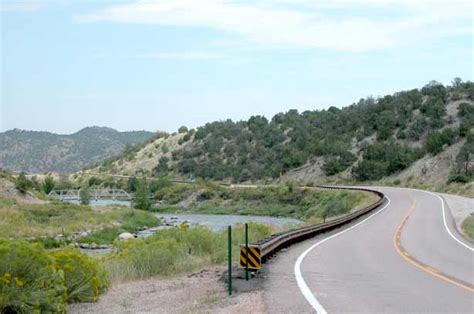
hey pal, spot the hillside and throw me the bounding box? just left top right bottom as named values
left=82, top=80, right=474, bottom=190
left=0, top=127, right=154, bottom=173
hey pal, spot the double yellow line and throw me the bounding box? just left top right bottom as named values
left=392, top=196, right=474, bottom=293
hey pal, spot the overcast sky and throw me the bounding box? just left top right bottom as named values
left=1, top=0, right=473, bottom=134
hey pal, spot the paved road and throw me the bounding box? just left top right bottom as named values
left=264, top=187, right=474, bottom=313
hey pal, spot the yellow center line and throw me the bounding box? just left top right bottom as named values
left=392, top=195, right=474, bottom=293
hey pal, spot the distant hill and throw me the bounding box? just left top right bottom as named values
left=82, top=79, right=474, bottom=191
left=0, top=127, right=154, bottom=173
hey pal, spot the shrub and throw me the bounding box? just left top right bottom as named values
left=107, top=237, right=190, bottom=282
left=104, top=224, right=273, bottom=283
left=79, top=186, right=91, bottom=205
left=426, top=128, right=456, bottom=155
left=43, top=176, right=55, bottom=195
left=51, top=248, right=109, bottom=303
left=15, top=173, right=32, bottom=193
left=79, top=227, right=122, bottom=245
left=447, top=174, right=471, bottom=184
left=178, top=126, right=188, bottom=134
left=0, top=240, right=66, bottom=313
left=134, top=179, right=150, bottom=210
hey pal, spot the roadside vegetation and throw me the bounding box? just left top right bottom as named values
left=0, top=166, right=381, bottom=310
left=151, top=180, right=377, bottom=224
left=461, top=214, right=474, bottom=241
left=0, top=198, right=159, bottom=244
left=104, top=223, right=272, bottom=283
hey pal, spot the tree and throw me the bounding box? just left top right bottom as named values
left=452, top=77, right=462, bottom=89
left=79, top=186, right=91, bottom=205
left=178, top=126, right=188, bottom=133
left=426, top=129, right=456, bottom=155
left=153, top=157, right=169, bottom=175
left=15, top=172, right=32, bottom=193
left=456, top=134, right=474, bottom=176
left=43, top=176, right=55, bottom=194
left=134, top=179, right=150, bottom=210
left=127, top=177, right=139, bottom=192
left=88, top=176, right=102, bottom=187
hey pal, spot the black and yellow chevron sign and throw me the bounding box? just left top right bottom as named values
left=239, top=245, right=262, bottom=269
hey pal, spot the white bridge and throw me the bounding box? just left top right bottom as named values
left=48, top=188, right=133, bottom=202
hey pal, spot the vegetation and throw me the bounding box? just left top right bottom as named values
left=461, top=214, right=474, bottom=241
left=352, top=142, right=424, bottom=181
left=104, top=224, right=272, bottom=283
left=51, top=248, right=109, bottom=303
left=0, top=240, right=109, bottom=312
left=43, top=175, right=55, bottom=195
left=14, top=173, right=32, bottom=194
left=0, top=240, right=67, bottom=313
left=152, top=181, right=376, bottom=223
left=0, top=127, right=154, bottom=173
left=134, top=179, right=151, bottom=210
left=79, top=186, right=91, bottom=205
left=0, top=200, right=159, bottom=242
left=120, top=79, right=471, bottom=184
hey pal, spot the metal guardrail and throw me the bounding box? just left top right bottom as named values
left=243, top=185, right=386, bottom=264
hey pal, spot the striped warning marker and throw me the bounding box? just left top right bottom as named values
left=240, top=245, right=261, bottom=270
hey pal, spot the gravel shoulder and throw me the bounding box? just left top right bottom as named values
left=69, top=265, right=264, bottom=314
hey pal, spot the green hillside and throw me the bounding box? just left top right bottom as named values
left=91, top=79, right=474, bottom=187
left=0, top=127, right=154, bottom=173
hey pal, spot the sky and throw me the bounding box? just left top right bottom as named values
left=1, top=0, right=473, bottom=134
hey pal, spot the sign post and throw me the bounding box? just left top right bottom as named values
left=228, top=225, right=232, bottom=295
left=245, top=223, right=249, bottom=281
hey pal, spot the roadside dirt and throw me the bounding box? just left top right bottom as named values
left=69, top=265, right=265, bottom=314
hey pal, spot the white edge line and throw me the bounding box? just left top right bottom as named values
left=294, top=196, right=392, bottom=313
left=423, top=191, right=474, bottom=252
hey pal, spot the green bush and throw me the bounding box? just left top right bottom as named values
left=0, top=240, right=66, bottom=313
left=43, top=176, right=55, bottom=195
left=105, top=224, right=273, bottom=283
left=447, top=174, right=472, bottom=184
left=51, top=248, right=109, bottom=303
left=107, top=237, right=190, bottom=282
left=79, top=186, right=91, bottom=205
left=15, top=173, right=32, bottom=194
left=462, top=214, right=474, bottom=241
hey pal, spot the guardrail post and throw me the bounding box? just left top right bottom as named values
left=245, top=223, right=249, bottom=281
left=228, top=225, right=232, bottom=295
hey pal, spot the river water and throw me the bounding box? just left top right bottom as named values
left=156, top=213, right=303, bottom=232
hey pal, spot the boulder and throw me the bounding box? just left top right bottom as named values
left=118, top=232, right=135, bottom=240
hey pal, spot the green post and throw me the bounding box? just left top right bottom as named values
left=245, top=223, right=249, bottom=281
left=228, top=225, right=232, bottom=295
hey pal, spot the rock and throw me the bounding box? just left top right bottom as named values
left=80, top=243, right=90, bottom=249
left=90, top=242, right=98, bottom=249
left=77, top=231, right=89, bottom=237
left=118, top=232, right=135, bottom=240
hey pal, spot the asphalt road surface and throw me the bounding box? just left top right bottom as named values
left=264, top=187, right=473, bottom=313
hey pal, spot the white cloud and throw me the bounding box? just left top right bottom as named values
left=140, top=51, right=224, bottom=60
left=75, top=0, right=473, bottom=52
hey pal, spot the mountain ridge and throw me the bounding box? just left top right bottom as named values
left=0, top=127, right=155, bottom=173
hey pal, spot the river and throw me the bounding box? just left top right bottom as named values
left=156, top=213, right=303, bottom=232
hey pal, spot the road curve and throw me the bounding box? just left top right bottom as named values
left=264, top=187, right=474, bottom=313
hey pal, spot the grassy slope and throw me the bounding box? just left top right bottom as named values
left=0, top=198, right=158, bottom=240
left=153, top=182, right=378, bottom=224
left=461, top=214, right=474, bottom=241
